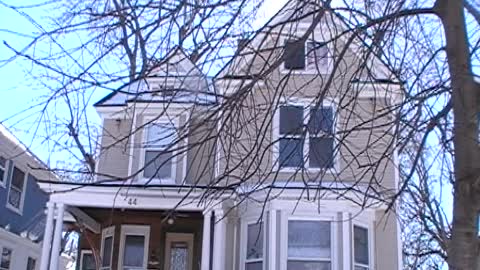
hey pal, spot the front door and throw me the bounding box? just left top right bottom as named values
left=164, top=233, right=194, bottom=270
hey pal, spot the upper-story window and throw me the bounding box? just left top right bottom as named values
left=0, top=247, right=12, bottom=270
left=143, top=121, right=177, bottom=181
left=287, top=220, right=331, bottom=270
left=0, top=156, right=6, bottom=187
left=100, top=226, right=114, bottom=270
left=278, top=104, right=335, bottom=169
left=245, top=222, right=264, bottom=270
left=284, top=40, right=329, bottom=71
left=7, top=165, right=26, bottom=213
left=354, top=226, right=370, bottom=270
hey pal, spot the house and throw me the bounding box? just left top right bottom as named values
left=38, top=1, right=403, bottom=270
left=0, top=123, right=57, bottom=270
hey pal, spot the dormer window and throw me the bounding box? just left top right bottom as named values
left=284, top=40, right=329, bottom=71
left=143, top=121, right=177, bottom=181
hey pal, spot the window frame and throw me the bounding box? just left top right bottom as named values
left=273, top=98, right=338, bottom=172
left=140, top=116, right=179, bottom=184
left=0, top=157, right=7, bottom=188
left=100, top=226, right=115, bottom=270
left=242, top=220, right=266, bottom=270
left=26, top=256, right=37, bottom=270
left=0, top=245, right=13, bottom=270
left=79, top=250, right=95, bottom=270
left=118, top=225, right=150, bottom=270
left=5, top=163, right=28, bottom=215
left=286, top=217, right=334, bottom=269
left=281, top=36, right=331, bottom=74
left=352, top=222, right=374, bottom=270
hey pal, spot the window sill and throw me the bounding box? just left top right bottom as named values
left=6, top=203, right=23, bottom=216
left=138, top=177, right=176, bottom=185
left=279, top=66, right=331, bottom=75
left=277, top=167, right=337, bottom=174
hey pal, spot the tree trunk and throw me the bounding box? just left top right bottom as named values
left=438, top=0, right=480, bottom=269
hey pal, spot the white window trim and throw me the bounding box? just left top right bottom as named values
left=352, top=221, right=375, bottom=270
left=100, top=226, right=115, bottom=270
left=280, top=35, right=332, bottom=75
left=0, top=245, right=13, bottom=270
left=272, top=98, right=339, bottom=173
left=118, top=225, right=150, bottom=270
left=139, top=116, right=179, bottom=184
left=79, top=250, right=94, bottom=270
left=280, top=213, right=338, bottom=270
left=241, top=219, right=266, bottom=270
left=0, top=158, right=8, bottom=188
left=5, top=164, right=28, bottom=215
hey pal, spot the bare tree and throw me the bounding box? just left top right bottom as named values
left=1, top=0, right=480, bottom=269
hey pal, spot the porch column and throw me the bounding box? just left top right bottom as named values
left=40, top=202, right=55, bottom=270
left=201, top=210, right=212, bottom=270
left=342, top=211, right=352, bottom=270
left=49, top=203, right=65, bottom=270
left=212, top=209, right=226, bottom=270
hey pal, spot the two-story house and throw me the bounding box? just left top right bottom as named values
left=38, top=1, right=403, bottom=270
left=0, top=123, right=56, bottom=270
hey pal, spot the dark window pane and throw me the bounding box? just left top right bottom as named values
left=26, top=257, right=36, bottom=270
left=284, top=40, right=306, bottom=70
left=287, top=261, right=331, bottom=270
left=309, top=138, right=334, bottom=169
left=288, top=221, right=331, bottom=258
left=308, top=107, right=333, bottom=134
left=144, top=150, right=172, bottom=179
left=8, top=188, right=21, bottom=209
left=102, top=236, right=113, bottom=267
left=11, top=166, right=25, bottom=189
left=123, top=235, right=145, bottom=267
left=279, top=138, right=304, bottom=168
left=280, top=106, right=304, bottom=135
left=354, top=226, right=369, bottom=265
left=81, top=253, right=95, bottom=270
left=247, top=223, right=263, bottom=259
left=1, top=248, right=12, bottom=269
left=246, top=262, right=263, bottom=270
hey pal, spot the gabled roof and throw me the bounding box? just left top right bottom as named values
left=94, top=47, right=216, bottom=107
left=215, top=0, right=400, bottom=82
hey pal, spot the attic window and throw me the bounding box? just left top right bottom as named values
left=284, top=40, right=305, bottom=70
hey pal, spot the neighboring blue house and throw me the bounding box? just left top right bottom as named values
left=0, top=124, right=57, bottom=270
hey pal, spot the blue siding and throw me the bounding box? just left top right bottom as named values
left=0, top=162, right=48, bottom=234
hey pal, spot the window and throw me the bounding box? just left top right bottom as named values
left=278, top=105, right=334, bottom=169
left=143, top=121, right=176, bottom=180
left=354, top=226, right=370, bottom=270
left=284, top=40, right=329, bottom=71
left=284, top=40, right=306, bottom=70
left=287, top=220, right=331, bottom=270
left=0, top=247, right=12, bottom=270
left=80, top=250, right=95, bottom=270
left=307, top=41, right=329, bottom=69
left=0, top=156, right=6, bottom=187
left=245, top=222, right=264, bottom=270
left=119, top=225, right=150, bottom=270
left=100, top=227, right=114, bottom=270
left=7, top=166, right=26, bottom=212
left=26, top=257, right=36, bottom=270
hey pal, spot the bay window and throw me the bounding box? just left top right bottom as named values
left=119, top=225, right=150, bottom=270
left=278, top=104, right=334, bottom=169
left=354, top=226, right=370, bottom=270
left=287, top=220, right=331, bottom=270
left=143, top=121, right=176, bottom=181
left=100, top=227, right=114, bottom=270
left=245, top=222, right=264, bottom=270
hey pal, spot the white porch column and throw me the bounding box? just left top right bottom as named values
left=201, top=210, right=212, bottom=270
left=269, top=210, right=277, bottom=270
left=212, top=209, right=226, bottom=270
left=40, top=202, right=55, bottom=270
left=342, top=212, right=352, bottom=270
left=49, top=203, right=65, bottom=270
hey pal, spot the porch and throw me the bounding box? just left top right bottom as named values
left=37, top=182, right=229, bottom=270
